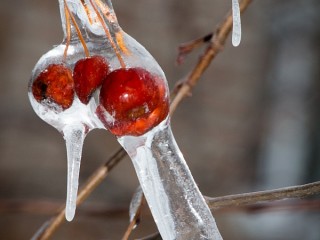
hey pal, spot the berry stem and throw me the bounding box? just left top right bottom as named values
left=90, top=0, right=125, bottom=68
left=115, top=32, right=130, bottom=55
left=94, top=0, right=118, bottom=28
left=64, top=0, right=90, bottom=58
left=94, top=0, right=130, bottom=55
left=80, top=0, right=94, bottom=25
left=63, top=4, right=71, bottom=60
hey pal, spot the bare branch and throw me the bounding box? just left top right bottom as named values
left=122, top=186, right=145, bottom=240
left=206, top=181, right=320, bottom=210
left=176, top=32, right=213, bottom=65
left=170, top=0, right=253, bottom=114
left=136, top=232, right=162, bottom=240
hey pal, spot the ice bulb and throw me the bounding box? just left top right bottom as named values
left=97, top=67, right=169, bottom=136
left=29, top=0, right=224, bottom=237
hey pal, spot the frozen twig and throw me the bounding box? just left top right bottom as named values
left=122, top=186, right=145, bottom=240
left=206, top=181, right=320, bottom=210
left=32, top=0, right=253, bottom=239
left=137, top=232, right=162, bottom=240
left=223, top=199, right=320, bottom=213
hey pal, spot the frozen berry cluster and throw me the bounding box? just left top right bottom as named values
left=31, top=56, right=169, bottom=136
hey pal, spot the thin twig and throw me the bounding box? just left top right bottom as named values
left=33, top=1, right=254, bottom=239
left=226, top=199, right=320, bottom=214
left=122, top=219, right=139, bottom=240
left=170, top=0, right=253, bottom=114
left=122, top=187, right=145, bottom=240
left=136, top=232, right=162, bottom=240
left=176, top=32, right=213, bottom=65
left=206, top=181, right=320, bottom=210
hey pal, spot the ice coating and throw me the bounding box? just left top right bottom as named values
left=63, top=124, right=86, bottom=221
left=29, top=0, right=223, bottom=237
left=28, top=0, right=121, bottom=221
left=129, top=186, right=144, bottom=224
left=29, top=0, right=168, bottom=222
left=119, top=118, right=223, bottom=240
left=232, top=0, right=241, bottom=47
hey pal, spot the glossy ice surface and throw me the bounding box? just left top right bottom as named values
left=119, top=119, right=223, bottom=240
left=74, top=55, right=109, bottom=104
left=232, top=0, right=241, bottom=47
left=97, top=67, right=169, bottom=136
left=29, top=1, right=223, bottom=238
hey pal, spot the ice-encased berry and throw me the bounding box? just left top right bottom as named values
left=97, top=67, right=169, bottom=136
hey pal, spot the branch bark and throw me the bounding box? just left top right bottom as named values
left=170, top=0, right=253, bottom=114
left=206, top=181, right=320, bottom=210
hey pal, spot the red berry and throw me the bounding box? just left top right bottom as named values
left=73, top=55, right=109, bottom=104
left=32, top=64, right=74, bottom=109
left=97, top=67, right=169, bottom=136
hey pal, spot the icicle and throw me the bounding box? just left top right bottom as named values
left=232, top=0, right=241, bottom=47
left=63, top=124, right=86, bottom=221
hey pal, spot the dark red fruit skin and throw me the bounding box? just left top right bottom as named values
left=97, top=68, right=169, bottom=136
left=32, top=64, right=74, bottom=109
left=73, top=55, right=109, bottom=104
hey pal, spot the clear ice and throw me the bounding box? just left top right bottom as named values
left=63, top=123, right=86, bottom=221
left=28, top=0, right=113, bottom=221
left=232, top=0, right=241, bottom=47
left=129, top=185, right=144, bottom=229
left=119, top=118, right=223, bottom=240
left=29, top=0, right=223, bottom=238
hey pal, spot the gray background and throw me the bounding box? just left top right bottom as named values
left=0, top=0, right=319, bottom=239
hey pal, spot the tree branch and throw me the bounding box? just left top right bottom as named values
left=170, top=0, right=252, bottom=114
left=176, top=32, right=213, bottom=65
left=206, top=181, right=320, bottom=210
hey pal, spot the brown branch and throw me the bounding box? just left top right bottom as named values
left=225, top=199, right=320, bottom=214
left=176, top=32, right=213, bottom=65
left=170, top=0, right=252, bottom=114
left=137, top=232, right=162, bottom=240
left=33, top=0, right=253, bottom=239
left=122, top=187, right=145, bottom=240
left=206, top=181, right=320, bottom=210
left=122, top=219, right=138, bottom=240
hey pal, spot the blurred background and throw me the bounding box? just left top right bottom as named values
left=0, top=0, right=320, bottom=239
